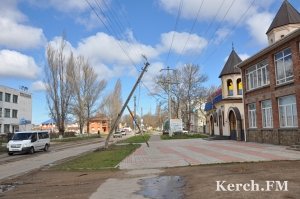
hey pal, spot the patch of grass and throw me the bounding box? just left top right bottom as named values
left=54, top=144, right=140, bottom=170
left=161, top=133, right=208, bottom=140
left=51, top=134, right=101, bottom=142
left=0, top=142, right=7, bottom=153
left=118, top=134, right=150, bottom=144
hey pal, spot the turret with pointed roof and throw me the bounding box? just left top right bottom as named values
left=218, top=48, right=242, bottom=78
left=267, top=0, right=300, bottom=45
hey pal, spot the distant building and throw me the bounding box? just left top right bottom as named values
left=191, top=101, right=206, bottom=133
left=88, top=116, right=110, bottom=134
left=238, top=0, right=300, bottom=145
left=205, top=48, right=245, bottom=140
left=0, top=85, right=32, bottom=133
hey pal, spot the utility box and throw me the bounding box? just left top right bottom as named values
left=169, top=119, right=183, bottom=136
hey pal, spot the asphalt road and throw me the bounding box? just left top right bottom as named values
left=0, top=138, right=105, bottom=180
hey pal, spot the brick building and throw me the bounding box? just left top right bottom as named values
left=88, top=116, right=110, bottom=134
left=238, top=0, right=300, bottom=145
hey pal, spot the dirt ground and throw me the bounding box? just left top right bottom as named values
left=1, top=160, right=299, bottom=199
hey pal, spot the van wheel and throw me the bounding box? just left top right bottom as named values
left=8, top=152, right=13, bottom=156
left=29, top=147, right=35, bottom=154
left=44, top=144, right=49, bottom=152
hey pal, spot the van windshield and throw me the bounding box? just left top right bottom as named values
left=11, top=133, right=33, bottom=141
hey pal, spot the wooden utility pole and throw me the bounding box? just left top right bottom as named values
left=127, top=105, right=149, bottom=147
left=160, top=66, right=176, bottom=136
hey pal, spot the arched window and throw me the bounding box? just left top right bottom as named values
left=227, top=79, right=233, bottom=96
left=237, top=79, right=243, bottom=95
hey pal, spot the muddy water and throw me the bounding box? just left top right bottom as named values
left=0, top=184, right=16, bottom=193
left=137, top=176, right=185, bottom=199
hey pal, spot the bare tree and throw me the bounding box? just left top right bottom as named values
left=100, top=79, right=122, bottom=147
left=83, top=60, right=107, bottom=134
left=181, top=64, right=207, bottom=131
left=153, top=64, right=207, bottom=131
left=45, top=38, right=74, bottom=136
left=69, top=56, right=106, bottom=134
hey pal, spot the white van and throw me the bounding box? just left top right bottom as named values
left=7, top=131, right=50, bottom=155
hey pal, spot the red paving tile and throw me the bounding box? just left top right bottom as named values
left=157, top=146, right=201, bottom=164
left=119, top=139, right=300, bottom=169
left=209, top=143, right=290, bottom=160
left=185, top=145, right=246, bottom=162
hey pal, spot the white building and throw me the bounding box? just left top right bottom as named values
left=204, top=48, right=245, bottom=141
left=0, top=85, right=32, bottom=133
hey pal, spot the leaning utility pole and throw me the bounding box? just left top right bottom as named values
left=127, top=105, right=149, bottom=147
left=160, top=66, right=175, bottom=136
left=133, top=95, right=136, bottom=133
left=104, top=58, right=150, bottom=148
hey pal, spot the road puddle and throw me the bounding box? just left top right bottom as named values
left=137, top=176, right=185, bottom=199
left=0, top=184, right=15, bottom=193
left=0, top=181, right=23, bottom=193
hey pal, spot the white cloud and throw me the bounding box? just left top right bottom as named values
left=158, top=0, right=275, bottom=45
left=0, top=0, right=27, bottom=22
left=239, top=53, right=250, bottom=61
left=142, top=62, right=164, bottom=90
left=31, top=81, right=47, bottom=91
left=46, top=31, right=205, bottom=82
left=0, top=0, right=46, bottom=50
left=224, top=53, right=250, bottom=62
left=158, top=0, right=258, bottom=23
left=159, top=31, right=207, bottom=54
left=0, top=50, right=41, bottom=79
left=47, top=32, right=159, bottom=80
left=47, top=36, right=76, bottom=58
left=77, top=32, right=159, bottom=65
left=29, top=0, right=95, bottom=13
left=246, top=12, right=274, bottom=46
left=213, top=28, right=230, bottom=44
left=29, top=0, right=107, bottom=30
left=0, top=18, right=46, bottom=49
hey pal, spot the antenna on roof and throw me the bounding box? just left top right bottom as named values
left=232, top=42, right=234, bottom=50
left=19, top=86, right=28, bottom=92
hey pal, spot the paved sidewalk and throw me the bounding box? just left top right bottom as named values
left=119, top=138, right=300, bottom=169
left=0, top=142, right=103, bottom=180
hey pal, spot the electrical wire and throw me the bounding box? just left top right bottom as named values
left=165, top=0, right=184, bottom=66
left=174, top=0, right=205, bottom=64
left=192, top=0, right=236, bottom=64
left=201, top=0, right=256, bottom=65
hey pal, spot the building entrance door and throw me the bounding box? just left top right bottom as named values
left=210, top=116, right=214, bottom=136
left=229, top=111, right=237, bottom=140
left=219, top=115, right=223, bottom=136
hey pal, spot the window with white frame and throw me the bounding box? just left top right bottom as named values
left=261, top=100, right=273, bottom=128
left=275, top=48, right=293, bottom=85
left=248, top=103, right=256, bottom=128
left=278, top=95, right=298, bottom=127
left=246, top=60, right=269, bottom=91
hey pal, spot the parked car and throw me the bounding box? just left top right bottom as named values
left=121, top=130, right=126, bottom=136
left=113, top=131, right=122, bottom=138
left=7, top=131, right=50, bottom=155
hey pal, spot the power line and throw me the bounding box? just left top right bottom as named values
left=192, top=0, right=236, bottom=64
left=88, top=0, right=161, bottom=101
left=87, top=0, right=139, bottom=71
left=175, top=0, right=205, bottom=64
left=101, top=0, right=142, bottom=64
left=201, top=0, right=256, bottom=65
left=165, top=0, right=184, bottom=66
